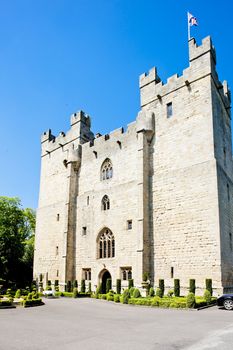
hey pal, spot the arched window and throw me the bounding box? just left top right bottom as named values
left=101, top=158, right=113, bottom=180
left=101, top=195, right=110, bottom=210
left=98, top=228, right=115, bottom=259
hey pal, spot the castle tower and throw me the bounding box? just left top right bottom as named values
left=33, top=111, right=94, bottom=289
left=139, top=36, right=232, bottom=293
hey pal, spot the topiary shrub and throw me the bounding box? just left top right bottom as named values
left=81, top=279, right=86, bottom=293
left=149, top=287, right=155, bottom=297
left=106, top=278, right=111, bottom=293
left=95, top=283, right=102, bottom=297
left=73, top=288, right=78, bottom=298
left=101, top=294, right=107, bottom=300
left=116, top=279, right=121, bottom=294
left=47, top=280, right=51, bottom=287
left=120, top=289, right=130, bottom=304
left=107, top=291, right=114, bottom=301
left=170, top=301, right=178, bottom=308
left=114, top=294, right=120, bottom=303
left=174, top=279, right=180, bottom=297
left=73, top=280, right=78, bottom=290
left=132, top=288, right=141, bottom=298
left=27, top=293, right=33, bottom=300
left=189, top=279, right=196, bottom=294
left=203, top=289, right=212, bottom=304
left=66, top=280, right=72, bottom=292
left=156, top=287, right=163, bottom=298
left=186, top=292, right=196, bottom=308
left=15, top=289, right=21, bottom=298
left=167, top=290, right=174, bottom=297
left=54, top=280, right=59, bottom=292
left=205, top=279, right=212, bottom=296
left=88, top=282, right=91, bottom=293
left=151, top=296, right=161, bottom=307
left=128, top=279, right=134, bottom=289
left=32, top=291, right=39, bottom=299
left=159, top=279, right=164, bottom=297
left=142, top=272, right=149, bottom=282
left=129, top=287, right=135, bottom=298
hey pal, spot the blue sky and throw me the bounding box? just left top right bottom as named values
left=0, top=0, right=232, bottom=209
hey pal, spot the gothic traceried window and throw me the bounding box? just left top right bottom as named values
left=101, top=158, right=113, bottom=181
left=102, top=195, right=110, bottom=210
left=98, top=228, right=115, bottom=259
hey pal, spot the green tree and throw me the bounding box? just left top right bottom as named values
left=0, top=197, right=35, bottom=287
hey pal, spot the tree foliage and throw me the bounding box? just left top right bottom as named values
left=0, top=196, right=35, bottom=287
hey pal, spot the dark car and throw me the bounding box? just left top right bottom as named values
left=217, top=294, right=233, bottom=310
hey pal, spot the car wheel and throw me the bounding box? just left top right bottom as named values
left=223, top=299, right=233, bottom=310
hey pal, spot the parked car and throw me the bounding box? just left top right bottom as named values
left=217, top=294, right=233, bottom=310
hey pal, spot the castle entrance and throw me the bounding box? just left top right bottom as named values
left=100, top=269, right=111, bottom=294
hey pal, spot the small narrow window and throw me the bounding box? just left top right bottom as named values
left=121, top=267, right=132, bottom=281
left=56, top=246, right=59, bottom=256
left=57, top=214, right=60, bottom=221
left=102, top=195, right=110, bottom=210
left=82, top=268, right=91, bottom=281
left=127, top=220, right=132, bottom=230
left=87, top=196, right=89, bottom=205
left=167, top=102, right=173, bottom=118
left=171, top=267, right=174, bottom=278
left=227, top=184, right=230, bottom=202
left=56, top=270, right=59, bottom=277
left=224, top=147, right=226, bottom=167
left=82, top=227, right=87, bottom=236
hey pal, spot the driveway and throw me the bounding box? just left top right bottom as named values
left=0, top=298, right=233, bottom=350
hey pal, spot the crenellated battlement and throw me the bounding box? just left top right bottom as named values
left=140, top=36, right=230, bottom=110
left=189, top=36, right=216, bottom=64
left=139, top=67, right=161, bottom=89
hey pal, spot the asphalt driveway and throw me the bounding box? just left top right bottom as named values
left=0, top=298, right=233, bottom=350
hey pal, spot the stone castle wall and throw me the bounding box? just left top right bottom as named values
left=34, top=36, right=233, bottom=294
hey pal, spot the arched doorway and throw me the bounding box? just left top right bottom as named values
left=100, top=270, right=111, bottom=294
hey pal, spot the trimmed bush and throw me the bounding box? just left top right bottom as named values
left=47, top=280, right=51, bottom=287
left=32, top=291, right=39, bottom=299
left=128, top=279, right=134, bottom=289
left=54, top=280, right=59, bottom=291
left=116, top=279, right=121, bottom=294
left=73, top=288, right=78, bottom=298
left=88, top=282, right=91, bottom=293
left=128, top=298, right=152, bottom=306
left=114, top=294, right=120, bottom=303
left=149, top=287, right=155, bottom=297
left=66, top=280, right=72, bottom=292
left=106, top=278, right=111, bottom=293
left=101, top=294, right=107, bottom=300
left=151, top=296, right=161, bottom=307
left=81, top=279, right=86, bottom=293
left=73, top=280, right=78, bottom=290
left=129, top=287, right=135, bottom=297
left=142, top=272, right=149, bottom=282
left=0, top=300, right=12, bottom=307
left=186, top=292, right=196, bottom=308
left=132, top=288, right=141, bottom=298
left=204, top=289, right=212, bottom=304
left=156, top=287, right=163, bottom=298
left=159, top=279, right=164, bottom=297
left=170, top=301, right=178, bottom=308
left=189, top=279, right=196, bottom=294
left=95, top=284, right=102, bottom=296
left=167, top=290, right=174, bottom=297
left=15, top=289, right=21, bottom=298
left=27, top=293, right=33, bottom=300
left=107, top=292, right=114, bottom=301
left=174, top=279, right=180, bottom=297
left=23, top=298, right=43, bottom=307
left=120, top=289, right=130, bottom=304
left=205, top=279, right=212, bottom=296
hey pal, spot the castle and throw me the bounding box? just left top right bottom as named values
left=34, top=36, right=233, bottom=295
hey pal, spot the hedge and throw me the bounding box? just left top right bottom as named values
left=23, top=298, right=44, bottom=307
left=0, top=300, right=12, bottom=307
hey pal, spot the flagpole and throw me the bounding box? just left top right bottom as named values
left=187, top=12, right=190, bottom=41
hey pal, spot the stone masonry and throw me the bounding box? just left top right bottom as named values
left=33, top=36, right=233, bottom=295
